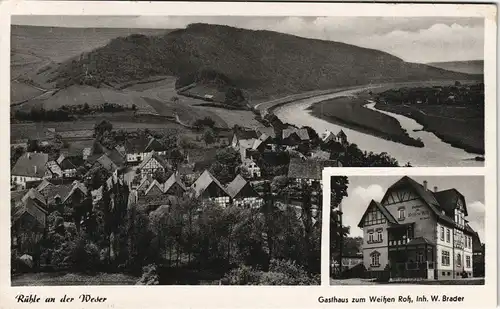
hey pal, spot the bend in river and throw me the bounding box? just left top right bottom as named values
left=273, top=88, right=483, bottom=167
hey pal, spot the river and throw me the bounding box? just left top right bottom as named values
left=273, top=88, right=483, bottom=167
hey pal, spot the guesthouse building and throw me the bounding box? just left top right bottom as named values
left=358, top=176, right=479, bottom=281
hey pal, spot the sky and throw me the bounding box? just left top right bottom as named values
left=11, top=16, right=484, bottom=63
left=338, top=176, right=485, bottom=242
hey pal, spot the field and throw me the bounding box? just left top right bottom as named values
left=11, top=80, right=44, bottom=104
left=12, top=272, right=139, bottom=286
left=10, top=117, right=189, bottom=143
left=309, top=96, right=424, bottom=147
left=374, top=103, right=484, bottom=155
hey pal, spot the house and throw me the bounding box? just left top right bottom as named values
left=241, top=159, right=261, bottom=179
left=357, top=176, right=478, bottom=281
left=320, top=130, right=337, bottom=144
left=46, top=160, right=63, bottom=178
left=64, top=139, right=94, bottom=160
left=226, top=174, right=262, bottom=208
left=337, top=130, right=348, bottom=147
left=287, top=158, right=340, bottom=186
left=11, top=153, right=52, bottom=190
left=11, top=198, right=48, bottom=256
left=144, top=179, right=164, bottom=197
left=124, top=137, right=167, bottom=163
left=255, top=127, right=277, bottom=151
left=163, top=173, right=187, bottom=196
left=231, top=130, right=259, bottom=149
left=137, top=151, right=171, bottom=179
left=282, top=128, right=310, bottom=147
left=36, top=180, right=73, bottom=207
left=56, top=154, right=84, bottom=178
left=190, top=170, right=231, bottom=207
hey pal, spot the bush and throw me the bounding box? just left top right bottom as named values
left=221, top=265, right=260, bottom=285
left=136, top=264, right=160, bottom=285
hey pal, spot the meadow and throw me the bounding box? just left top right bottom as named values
left=309, top=96, right=424, bottom=147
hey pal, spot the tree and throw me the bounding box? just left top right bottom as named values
left=225, top=87, right=245, bottom=106
left=27, top=139, right=40, bottom=153
left=153, top=169, right=168, bottom=183
left=86, top=167, right=111, bottom=191
left=330, top=176, right=349, bottom=276
left=94, top=120, right=113, bottom=138
left=209, top=148, right=241, bottom=184
left=11, top=146, right=25, bottom=167
left=202, top=128, right=216, bottom=146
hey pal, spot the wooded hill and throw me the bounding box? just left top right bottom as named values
left=53, top=23, right=480, bottom=100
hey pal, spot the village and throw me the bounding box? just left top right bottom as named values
left=10, top=110, right=351, bottom=285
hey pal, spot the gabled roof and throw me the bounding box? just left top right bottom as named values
left=41, top=183, right=73, bottom=205
left=256, top=127, right=276, bottom=139
left=124, top=136, right=165, bottom=154
left=287, top=158, right=339, bottom=180
left=357, top=200, right=397, bottom=228
left=137, top=175, right=153, bottom=192
left=433, top=188, right=467, bottom=216
left=46, top=160, right=62, bottom=177
left=137, top=151, right=169, bottom=170
left=11, top=152, right=49, bottom=178
left=36, top=179, right=53, bottom=192
left=96, top=154, right=118, bottom=172
left=381, top=176, right=457, bottom=226
left=226, top=174, right=254, bottom=199
left=12, top=198, right=47, bottom=228
left=63, top=181, right=88, bottom=204
left=282, top=128, right=309, bottom=141
left=234, top=130, right=258, bottom=140
left=145, top=179, right=164, bottom=196
left=164, top=173, right=187, bottom=193
left=124, top=137, right=150, bottom=154
left=22, top=188, right=47, bottom=207
left=190, top=170, right=229, bottom=198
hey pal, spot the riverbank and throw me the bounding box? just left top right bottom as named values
left=373, top=103, right=484, bottom=155
left=309, top=96, right=424, bottom=148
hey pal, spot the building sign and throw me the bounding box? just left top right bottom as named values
left=408, top=205, right=431, bottom=220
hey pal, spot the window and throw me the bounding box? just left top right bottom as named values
left=446, top=229, right=450, bottom=243
left=416, top=251, right=424, bottom=263
left=377, top=230, right=383, bottom=242
left=441, top=250, right=450, bottom=266
left=398, top=208, right=405, bottom=220
left=370, top=251, right=380, bottom=267
left=368, top=231, right=374, bottom=243
left=466, top=255, right=471, bottom=268
left=440, top=226, right=445, bottom=241
left=456, top=253, right=462, bottom=267
left=364, top=208, right=386, bottom=226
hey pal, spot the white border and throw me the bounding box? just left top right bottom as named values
left=1, top=2, right=497, bottom=309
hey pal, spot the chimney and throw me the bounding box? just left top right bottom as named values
left=27, top=153, right=31, bottom=159
left=423, top=180, right=428, bottom=191
left=434, top=186, right=438, bottom=192
left=34, top=165, right=37, bottom=174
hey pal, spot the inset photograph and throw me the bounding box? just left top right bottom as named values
left=330, top=175, right=484, bottom=285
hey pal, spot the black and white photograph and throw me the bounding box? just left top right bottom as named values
left=329, top=175, right=485, bottom=285
left=8, top=12, right=489, bottom=288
